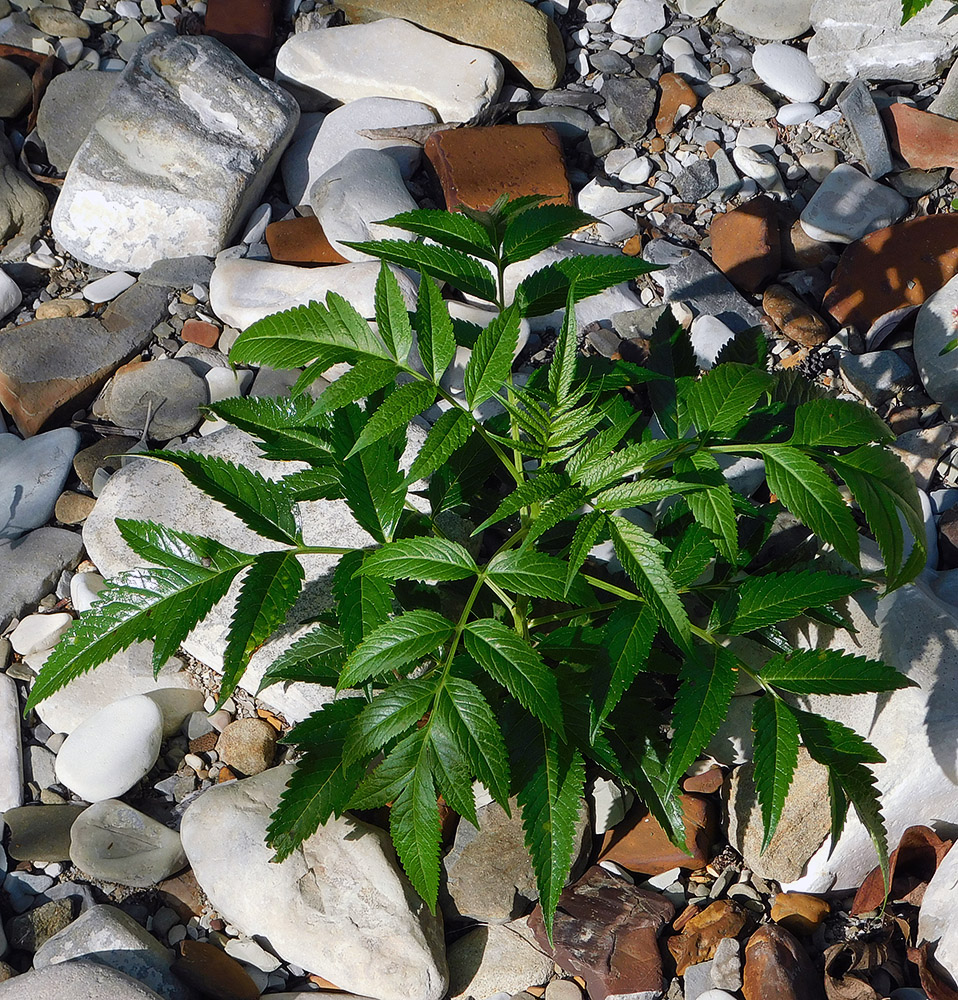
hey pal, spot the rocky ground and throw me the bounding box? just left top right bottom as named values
left=6, top=0, right=958, bottom=998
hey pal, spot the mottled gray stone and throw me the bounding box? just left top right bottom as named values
left=36, top=69, right=117, bottom=172
left=4, top=805, right=87, bottom=863
left=675, top=159, right=718, bottom=201
left=0, top=528, right=83, bottom=631
left=0, top=960, right=165, bottom=999
left=0, top=429, right=80, bottom=540
left=601, top=77, right=656, bottom=143
left=836, top=79, right=892, bottom=179
left=51, top=34, right=300, bottom=271
left=0, top=133, right=46, bottom=257
left=100, top=358, right=209, bottom=439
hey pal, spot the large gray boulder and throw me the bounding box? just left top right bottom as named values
left=180, top=766, right=448, bottom=1000
left=51, top=34, right=299, bottom=271
left=0, top=960, right=165, bottom=999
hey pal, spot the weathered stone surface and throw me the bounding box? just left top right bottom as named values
left=602, top=76, right=657, bottom=144
left=6, top=898, right=75, bottom=952
left=0, top=960, right=165, bottom=999
left=443, top=796, right=590, bottom=922
left=52, top=35, right=300, bottom=271
left=717, top=0, right=812, bottom=39
left=0, top=133, right=47, bottom=254
left=100, top=358, right=209, bottom=439
left=883, top=102, right=958, bottom=170
left=180, top=766, right=448, bottom=1000
left=336, top=0, right=564, bottom=89
left=742, top=925, right=825, bottom=1000
left=837, top=79, right=893, bottom=179
left=0, top=317, right=152, bottom=437
left=824, top=215, right=958, bottom=335
left=770, top=893, right=830, bottom=936
left=447, top=919, right=553, bottom=1000
left=914, top=272, right=958, bottom=408
left=668, top=900, right=747, bottom=976
left=702, top=84, right=776, bottom=122
left=800, top=163, right=908, bottom=244
left=5, top=805, right=86, bottom=862
left=36, top=69, right=116, bottom=173
left=70, top=800, right=187, bottom=888
left=275, top=19, right=503, bottom=123
left=170, top=940, right=260, bottom=1000
left=0, top=527, right=83, bottom=631
left=656, top=72, right=699, bottom=135
left=34, top=905, right=187, bottom=1000
left=528, top=866, right=674, bottom=1000
left=807, top=0, right=958, bottom=84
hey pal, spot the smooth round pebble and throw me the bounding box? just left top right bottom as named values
left=0, top=267, right=22, bottom=321
left=618, top=156, right=653, bottom=185
left=752, top=43, right=825, bottom=103
left=776, top=102, right=818, bottom=125
left=70, top=571, right=106, bottom=613
left=9, top=613, right=73, bottom=656
left=82, top=271, right=136, bottom=303
left=610, top=0, right=666, bottom=38
left=661, top=35, right=694, bottom=60
left=54, top=695, right=163, bottom=802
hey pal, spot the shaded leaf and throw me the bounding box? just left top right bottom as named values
left=751, top=694, right=799, bottom=850
left=405, top=407, right=474, bottom=483
left=464, top=303, right=521, bottom=408
left=257, top=623, right=345, bottom=692
left=415, top=277, right=456, bottom=383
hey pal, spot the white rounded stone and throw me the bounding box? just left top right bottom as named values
left=752, top=42, right=825, bottom=103
left=661, top=35, right=694, bottom=60
left=0, top=267, right=21, bottom=320
left=690, top=314, right=736, bottom=368
left=610, top=0, right=667, bottom=38
left=9, top=612, right=73, bottom=656
left=617, top=156, right=653, bottom=185
left=776, top=102, right=819, bottom=125
left=54, top=694, right=163, bottom=802
left=70, top=571, right=106, bottom=613
left=914, top=273, right=958, bottom=408
left=82, top=271, right=135, bottom=303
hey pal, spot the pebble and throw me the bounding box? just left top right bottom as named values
left=9, top=612, right=72, bottom=656
left=55, top=694, right=164, bottom=802
left=702, top=83, right=777, bottom=121
left=0, top=429, right=81, bottom=541
left=730, top=146, right=786, bottom=196
left=215, top=718, right=278, bottom=776
left=610, top=0, right=667, bottom=38
left=0, top=267, right=21, bottom=320
left=5, top=804, right=86, bottom=862
left=0, top=58, right=31, bottom=119
left=752, top=42, right=825, bottom=103
left=776, top=102, right=818, bottom=125
left=716, top=0, right=812, bottom=40
left=83, top=271, right=137, bottom=304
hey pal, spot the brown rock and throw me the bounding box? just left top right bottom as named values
left=172, top=940, right=260, bottom=1000
left=683, top=765, right=725, bottom=794
left=762, top=283, right=831, bottom=347
left=882, top=102, right=958, bottom=170
left=529, top=866, right=675, bottom=1000
left=181, top=318, right=220, bottom=349
left=656, top=72, right=699, bottom=135
left=216, top=718, right=277, bottom=776
left=189, top=731, right=219, bottom=754
left=6, top=897, right=74, bottom=952
left=852, top=824, right=953, bottom=913
left=648, top=136, right=666, bottom=152
left=599, top=793, right=716, bottom=875
left=54, top=491, right=95, bottom=525
left=0, top=317, right=151, bottom=437
left=823, top=215, right=958, bottom=334
left=204, top=0, right=274, bottom=65
left=886, top=406, right=923, bottom=435
left=216, top=766, right=237, bottom=783
left=265, top=216, right=349, bottom=266
left=667, top=899, right=747, bottom=976
left=337, top=0, right=565, bottom=89
left=0, top=961, right=14, bottom=982
left=770, top=893, right=830, bottom=936
left=424, top=125, right=572, bottom=212
left=34, top=298, right=89, bottom=320
left=780, top=217, right=833, bottom=270
left=710, top=196, right=781, bottom=293
left=72, top=435, right=134, bottom=490
left=743, top=924, right=826, bottom=1000
left=156, top=870, right=203, bottom=921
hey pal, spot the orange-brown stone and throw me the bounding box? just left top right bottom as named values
left=424, top=124, right=572, bottom=212
left=763, top=283, right=831, bottom=347
left=265, top=216, right=349, bottom=266
left=172, top=940, right=260, bottom=1000
left=204, top=0, right=275, bottom=65
left=667, top=899, right=748, bottom=975
left=181, top=318, right=220, bottom=349
left=743, top=924, right=825, bottom=1000
left=683, top=765, right=725, bottom=794
left=656, top=72, right=699, bottom=135
left=770, top=893, right=830, bottom=936
left=823, top=214, right=958, bottom=333
left=599, top=793, right=716, bottom=875
left=710, top=196, right=781, bottom=293
left=882, top=102, right=958, bottom=170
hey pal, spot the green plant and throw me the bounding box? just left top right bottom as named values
left=900, top=0, right=958, bottom=21
left=28, top=196, right=923, bottom=937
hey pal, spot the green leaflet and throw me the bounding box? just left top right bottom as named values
left=144, top=451, right=301, bottom=545
left=405, top=407, right=474, bottom=484
left=464, top=619, right=565, bottom=737
left=751, top=695, right=799, bottom=850
left=666, top=645, right=739, bottom=787
left=900, top=0, right=935, bottom=22
left=343, top=239, right=498, bottom=303
left=514, top=255, right=657, bottom=318
left=759, top=648, right=915, bottom=695
left=374, top=261, right=415, bottom=362
left=333, top=549, right=393, bottom=653
left=435, top=674, right=511, bottom=807
left=515, top=725, right=586, bottom=943
left=266, top=698, right=366, bottom=861
left=665, top=520, right=716, bottom=587
left=311, top=359, right=400, bottom=414
left=359, top=536, right=479, bottom=582
left=548, top=284, right=578, bottom=404
left=428, top=720, right=479, bottom=827
left=219, top=550, right=305, bottom=709
left=464, top=303, right=521, bottom=408
left=565, top=511, right=606, bottom=593
left=346, top=381, right=437, bottom=458
left=750, top=444, right=861, bottom=566
left=473, top=473, right=567, bottom=533
left=790, top=397, right=893, bottom=448
left=595, top=603, right=658, bottom=725
left=343, top=676, right=439, bottom=766
left=256, top=623, right=345, bottom=692
left=674, top=452, right=738, bottom=563
left=714, top=570, right=870, bottom=635
left=414, top=277, right=456, bottom=384
left=338, top=610, right=455, bottom=689
left=682, top=363, right=774, bottom=436
left=27, top=522, right=253, bottom=712
left=376, top=209, right=497, bottom=261
left=502, top=204, right=595, bottom=266
left=486, top=550, right=594, bottom=605
left=608, top=515, right=691, bottom=649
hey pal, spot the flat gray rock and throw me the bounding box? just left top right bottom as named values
left=5, top=805, right=87, bottom=863
left=34, top=905, right=186, bottom=1000
left=914, top=273, right=958, bottom=408
left=51, top=34, right=299, bottom=271
left=0, top=960, right=165, bottom=999
left=716, top=0, right=812, bottom=39
left=836, top=79, right=892, bottom=179
left=799, top=163, right=907, bottom=243
left=100, top=358, right=209, bottom=439
left=0, top=428, right=80, bottom=540
left=180, top=766, right=448, bottom=1000
left=0, top=527, right=83, bottom=631
left=70, top=800, right=186, bottom=888
left=36, top=69, right=117, bottom=173
left=138, top=256, right=214, bottom=290
left=643, top=238, right=764, bottom=336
